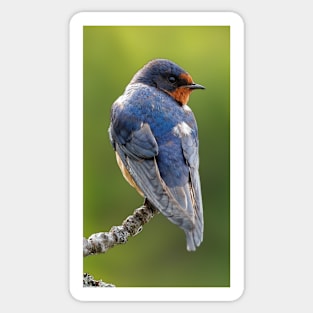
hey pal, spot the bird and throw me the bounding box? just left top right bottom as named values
left=108, top=59, right=205, bottom=251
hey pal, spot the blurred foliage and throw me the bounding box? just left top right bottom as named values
left=83, top=26, right=230, bottom=287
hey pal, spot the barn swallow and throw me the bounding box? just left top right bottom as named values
left=108, top=59, right=204, bottom=251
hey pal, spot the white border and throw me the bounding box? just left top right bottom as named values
left=69, top=11, right=244, bottom=302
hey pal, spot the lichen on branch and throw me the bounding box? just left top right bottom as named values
left=83, top=203, right=159, bottom=257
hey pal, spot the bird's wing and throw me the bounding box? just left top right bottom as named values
left=110, top=119, right=194, bottom=231
left=179, top=131, right=204, bottom=248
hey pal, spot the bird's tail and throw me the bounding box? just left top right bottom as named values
left=185, top=212, right=204, bottom=251
left=185, top=229, right=203, bottom=251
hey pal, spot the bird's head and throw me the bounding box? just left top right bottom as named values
left=130, top=59, right=205, bottom=106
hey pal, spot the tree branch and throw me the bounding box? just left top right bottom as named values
left=83, top=273, right=115, bottom=287
left=83, top=202, right=159, bottom=257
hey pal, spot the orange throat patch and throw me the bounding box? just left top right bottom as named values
left=169, top=72, right=194, bottom=106
left=169, top=87, right=192, bottom=106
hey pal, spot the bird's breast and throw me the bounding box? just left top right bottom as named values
left=115, top=151, right=144, bottom=197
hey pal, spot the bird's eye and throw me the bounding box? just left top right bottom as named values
left=168, top=76, right=177, bottom=84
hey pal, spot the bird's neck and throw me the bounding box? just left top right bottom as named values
left=166, top=87, right=192, bottom=106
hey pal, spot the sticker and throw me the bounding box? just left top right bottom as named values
left=69, top=11, right=244, bottom=301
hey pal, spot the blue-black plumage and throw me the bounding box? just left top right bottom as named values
left=109, top=59, right=205, bottom=251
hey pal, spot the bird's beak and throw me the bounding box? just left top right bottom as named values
left=185, top=83, right=205, bottom=90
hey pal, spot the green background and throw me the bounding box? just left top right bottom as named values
left=83, top=26, right=230, bottom=287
